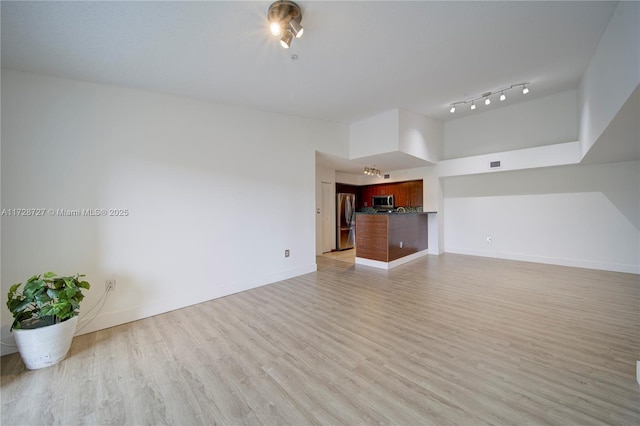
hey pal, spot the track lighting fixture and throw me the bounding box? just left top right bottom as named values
left=449, top=83, right=530, bottom=114
left=268, top=1, right=304, bottom=49
left=364, top=166, right=382, bottom=177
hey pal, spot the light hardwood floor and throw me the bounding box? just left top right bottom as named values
left=321, top=248, right=355, bottom=264
left=2, top=254, right=639, bottom=425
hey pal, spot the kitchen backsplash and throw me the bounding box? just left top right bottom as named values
left=358, top=206, right=423, bottom=213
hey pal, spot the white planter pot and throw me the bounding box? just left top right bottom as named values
left=12, top=316, right=78, bottom=370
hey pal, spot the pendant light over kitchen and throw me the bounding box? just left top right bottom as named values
left=268, top=1, right=304, bottom=49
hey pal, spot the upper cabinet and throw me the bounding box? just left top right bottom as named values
left=409, top=180, right=423, bottom=207
left=353, top=180, right=423, bottom=208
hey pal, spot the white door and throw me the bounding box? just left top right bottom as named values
left=321, top=182, right=333, bottom=253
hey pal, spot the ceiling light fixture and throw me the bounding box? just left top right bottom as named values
left=364, top=165, right=382, bottom=177
left=449, top=82, right=530, bottom=114
left=268, top=1, right=304, bottom=49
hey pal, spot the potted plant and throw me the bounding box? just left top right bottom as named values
left=6, top=272, right=90, bottom=369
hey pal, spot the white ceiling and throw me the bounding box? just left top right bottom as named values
left=0, top=1, right=624, bottom=173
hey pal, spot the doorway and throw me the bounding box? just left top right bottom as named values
left=321, top=182, right=333, bottom=254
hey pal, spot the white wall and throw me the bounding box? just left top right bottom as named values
left=443, top=161, right=639, bottom=274
left=349, top=109, right=398, bottom=159
left=438, top=141, right=581, bottom=177
left=350, top=108, right=443, bottom=164
left=579, top=1, right=640, bottom=158
left=444, top=90, right=579, bottom=160
left=1, top=70, right=349, bottom=354
left=398, top=109, right=442, bottom=164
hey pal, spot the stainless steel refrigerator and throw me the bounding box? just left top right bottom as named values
left=337, top=193, right=356, bottom=250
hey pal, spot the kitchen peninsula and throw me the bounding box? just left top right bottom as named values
left=355, top=210, right=434, bottom=269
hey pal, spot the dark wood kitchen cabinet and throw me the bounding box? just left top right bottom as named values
left=336, top=183, right=358, bottom=195
left=353, top=180, right=423, bottom=209
left=413, top=181, right=423, bottom=206
left=359, top=186, right=372, bottom=207
left=355, top=212, right=428, bottom=262
left=394, top=186, right=407, bottom=207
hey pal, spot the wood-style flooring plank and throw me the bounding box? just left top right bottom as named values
left=2, top=253, right=639, bottom=425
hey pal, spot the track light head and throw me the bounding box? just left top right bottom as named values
left=470, top=102, right=476, bottom=110
left=522, top=85, right=529, bottom=95
left=280, top=31, right=293, bottom=48
left=500, top=91, right=506, bottom=101
left=450, top=106, right=456, bottom=113
left=289, top=18, right=304, bottom=38
left=484, top=97, right=491, bottom=106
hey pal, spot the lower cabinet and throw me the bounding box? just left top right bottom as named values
left=355, top=213, right=428, bottom=262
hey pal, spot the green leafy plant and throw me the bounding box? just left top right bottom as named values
left=6, top=272, right=90, bottom=330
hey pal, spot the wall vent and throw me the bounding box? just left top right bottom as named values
left=490, top=160, right=501, bottom=169
left=384, top=174, right=390, bottom=179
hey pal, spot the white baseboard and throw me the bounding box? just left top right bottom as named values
left=445, top=247, right=639, bottom=274
left=356, top=249, right=429, bottom=270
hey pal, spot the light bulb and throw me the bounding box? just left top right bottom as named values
left=280, top=31, right=293, bottom=48
left=500, top=92, right=506, bottom=101
left=522, top=85, right=529, bottom=95
left=269, top=21, right=282, bottom=36
left=450, top=106, right=456, bottom=113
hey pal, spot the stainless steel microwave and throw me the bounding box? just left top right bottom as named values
left=372, top=195, right=394, bottom=209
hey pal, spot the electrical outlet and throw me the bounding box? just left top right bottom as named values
left=285, top=249, right=290, bottom=258
left=105, top=279, right=116, bottom=291
left=486, top=236, right=493, bottom=243
left=399, top=241, right=403, bottom=248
